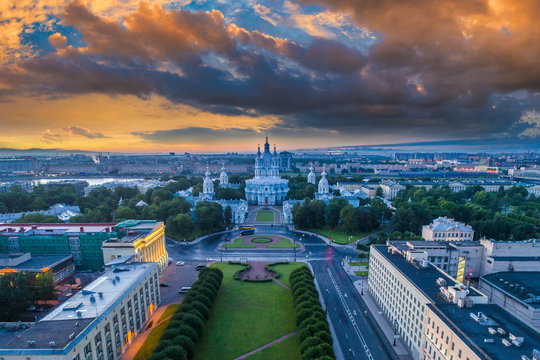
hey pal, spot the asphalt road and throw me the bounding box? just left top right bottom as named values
left=164, top=226, right=398, bottom=360
left=312, top=260, right=394, bottom=360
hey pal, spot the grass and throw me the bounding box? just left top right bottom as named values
left=348, top=261, right=369, bottom=267
left=266, top=237, right=300, bottom=249
left=133, top=318, right=172, bottom=360
left=354, top=271, right=369, bottom=276
left=157, top=303, right=179, bottom=323
left=252, top=237, right=273, bottom=243
left=305, top=225, right=387, bottom=245
left=255, top=210, right=275, bottom=222
left=193, top=262, right=303, bottom=360
left=223, top=237, right=257, bottom=249
left=245, top=333, right=301, bottom=360
left=266, top=262, right=305, bottom=287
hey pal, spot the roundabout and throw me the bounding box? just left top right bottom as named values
left=221, top=234, right=302, bottom=250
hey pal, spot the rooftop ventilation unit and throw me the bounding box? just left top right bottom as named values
left=510, top=334, right=524, bottom=347
left=522, top=355, right=531, bottom=360
left=76, top=311, right=82, bottom=318
left=502, top=339, right=512, bottom=347
left=498, top=327, right=507, bottom=335
left=484, top=339, right=494, bottom=343
left=90, top=295, right=96, bottom=303
left=533, top=349, right=540, bottom=360
left=49, top=341, right=56, bottom=348
left=27, top=341, right=36, bottom=348
left=470, top=312, right=488, bottom=323
left=488, top=327, right=497, bottom=335
left=98, top=292, right=103, bottom=298
left=115, top=275, right=120, bottom=282
left=436, top=278, right=447, bottom=286
left=69, top=333, right=76, bottom=340
left=420, top=258, right=430, bottom=268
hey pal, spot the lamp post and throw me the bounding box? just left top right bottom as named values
left=325, top=289, right=329, bottom=315
left=293, top=236, right=297, bottom=262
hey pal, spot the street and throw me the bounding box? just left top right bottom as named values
left=163, top=225, right=399, bottom=360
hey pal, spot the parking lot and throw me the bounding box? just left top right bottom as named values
left=158, top=260, right=202, bottom=305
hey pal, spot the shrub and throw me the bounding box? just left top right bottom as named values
left=294, top=293, right=318, bottom=307
left=299, top=336, right=320, bottom=354
left=162, top=328, right=180, bottom=341
left=315, top=330, right=333, bottom=345
left=177, top=313, right=205, bottom=336
left=177, top=325, right=199, bottom=343
left=153, top=339, right=174, bottom=353
left=184, top=293, right=212, bottom=309
left=197, top=286, right=217, bottom=302
left=296, top=300, right=319, bottom=312
left=299, top=323, right=321, bottom=342
left=153, top=345, right=187, bottom=360
left=173, top=335, right=195, bottom=359
left=299, top=315, right=325, bottom=329
left=189, top=300, right=210, bottom=320
left=200, top=271, right=221, bottom=285
left=185, top=308, right=205, bottom=322
left=301, top=344, right=324, bottom=360
left=314, top=356, right=335, bottom=360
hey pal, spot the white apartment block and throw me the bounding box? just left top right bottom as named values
left=368, top=245, right=487, bottom=360
left=422, top=217, right=474, bottom=241
left=380, top=182, right=406, bottom=200
left=0, top=262, right=160, bottom=360
left=448, top=182, right=467, bottom=192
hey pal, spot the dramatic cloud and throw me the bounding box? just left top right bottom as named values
left=0, top=0, right=539, bottom=151
left=41, top=126, right=107, bottom=142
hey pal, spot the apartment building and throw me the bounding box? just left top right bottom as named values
left=479, top=271, right=540, bottom=332
left=0, top=262, right=160, bottom=360
left=101, top=220, right=168, bottom=272
left=368, top=245, right=488, bottom=359
left=422, top=217, right=475, bottom=241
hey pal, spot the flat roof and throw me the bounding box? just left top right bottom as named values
left=431, top=303, right=540, bottom=360
left=481, top=271, right=540, bottom=309
left=0, top=262, right=157, bottom=355
left=0, top=223, right=116, bottom=235
left=372, top=245, right=483, bottom=302
left=0, top=254, right=72, bottom=272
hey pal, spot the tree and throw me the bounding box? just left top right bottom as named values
left=35, top=272, right=55, bottom=300
left=340, top=205, right=356, bottom=234
left=375, top=186, right=383, bottom=197
left=113, top=206, right=137, bottom=221
left=325, top=198, right=348, bottom=228
left=224, top=206, right=232, bottom=226
left=14, top=213, right=61, bottom=223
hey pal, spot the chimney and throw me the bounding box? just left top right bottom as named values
left=105, top=227, right=110, bottom=233
left=80, top=226, right=84, bottom=232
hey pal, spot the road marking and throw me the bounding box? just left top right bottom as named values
left=327, top=268, right=374, bottom=360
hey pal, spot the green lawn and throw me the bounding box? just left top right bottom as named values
left=194, top=263, right=303, bottom=360
left=354, top=271, right=369, bottom=276
left=348, top=261, right=369, bottom=267
left=134, top=318, right=172, bottom=360
left=255, top=210, right=275, bottom=222
left=252, top=237, right=273, bottom=243
left=158, top=304, right=179, bottom=323
left=246, top=333, right=301, bottom=360
left=266, top=262, right=305, bottom=287
left=266, top=237, right=300, bottom=249
left=223, top=237, right=256, bottom=249
left=305, top=226, right=386, bottom=245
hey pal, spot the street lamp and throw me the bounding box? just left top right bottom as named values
left=325, top=289, right=329, bottom=315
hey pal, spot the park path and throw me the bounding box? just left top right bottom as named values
left=272, top=279, right=290, bottom=291
left=120, top=302, right=180, bottom=360
left=233, top=331, right=298, bottom=360
left=239, top=261, right=274, bottom=280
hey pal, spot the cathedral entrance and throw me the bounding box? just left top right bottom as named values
left=265, top=197, right=268, bottom=205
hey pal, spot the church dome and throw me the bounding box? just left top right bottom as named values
left=307, top=164, right=316, bottom=184
left=220, top=165, right=228, bottom=185
left=203, top=169, right=214, bottom=194
left=318, top=166, right=329, bottom=193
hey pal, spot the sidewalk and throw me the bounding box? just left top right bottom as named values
left=352, top=279, right=412, bottom=360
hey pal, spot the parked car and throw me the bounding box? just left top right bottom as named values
left=159, top=283, right=169, bottom=287
left=178, top=287, right=191, bottom=294
left=176, top=261, right=185, bottom=266
left=195, top=264, right=206, bottom=270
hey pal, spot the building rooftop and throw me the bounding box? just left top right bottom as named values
left=0, top=253, right=72, bottom=272
left=108, top=220, right=162, bottom=244
left=481, top=272, right=540, bottom=309
left=424, top=216, right=474, bottom=232
left=372, top=245, right=484, bottom=302
left=431, top=303, right=540, bottom=360
left=0, top=223, right=116, bottom=236
left=0, top=262, right=157, bottom=355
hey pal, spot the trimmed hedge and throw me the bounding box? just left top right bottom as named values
left=150, top=267, right=223, bottom=359
left=289, top=266, right=336, bottom=360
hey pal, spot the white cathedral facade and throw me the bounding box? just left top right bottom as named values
left=245, top=137, right=289, bottom=205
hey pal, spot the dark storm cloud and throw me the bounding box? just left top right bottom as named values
left=1, top=0, right=540, bottom=143
left=133, top=127, right=259, bottom=144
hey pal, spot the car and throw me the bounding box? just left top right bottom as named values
left=195, top=264, right=206, bottom=270
left=159, top=283, right=169, bottom=287
left=176, top=261, right=185, bottom=266
left=178, top=287, right=191, bottom=294
left=71, top=284, right=82, bottom=290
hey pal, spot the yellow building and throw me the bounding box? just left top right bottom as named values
left=102, top=220, right=169, bottom=272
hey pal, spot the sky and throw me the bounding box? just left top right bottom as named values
left=1, top=0, right=539, bottom=153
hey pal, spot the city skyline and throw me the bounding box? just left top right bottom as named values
left=1, top=0, right=540, bottom=152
